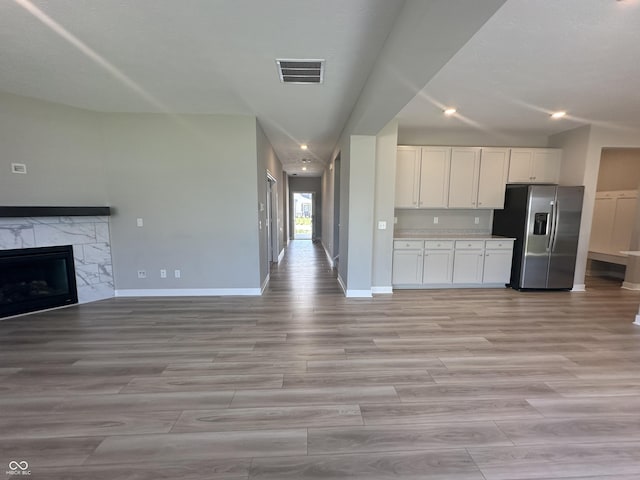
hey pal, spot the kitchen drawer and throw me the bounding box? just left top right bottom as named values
left=455, top=240, right=484, bottom=250
left=485, top=240, right=513, bottom=250
left=394, top=240, right=424, bottom=250
left=424, top=240, right=454, bottom=250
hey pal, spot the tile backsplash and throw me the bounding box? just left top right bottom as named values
left=394, top=209, right=492, bottom=235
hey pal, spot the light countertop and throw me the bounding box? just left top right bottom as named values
left=394, top=232, right=515, bottom=241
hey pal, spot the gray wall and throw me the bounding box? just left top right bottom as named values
left=0, top=92, right=107, bottom=205
left=597, top=148, right=640, bottom=191
left=398, top=127, right=549, bottom=148
left=101, top=113, right=261, bottom=290
left=0, top=92, right=276, bottom=293
left=321, top=157, right=336, bottom=259
left=550, top=124, right=640, bottom=288
left=372, top=120, right=398, bottom=290
left=345, top=135, right=376, bottom=294
left=288, top=176, right=322, bottom=240
left=256, top=121, right=285, bottom=285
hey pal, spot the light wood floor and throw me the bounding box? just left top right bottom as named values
left=2, top=241, right=640, bottom=479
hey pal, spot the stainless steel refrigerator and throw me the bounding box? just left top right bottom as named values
left=492, top=185, right=584, bottom=290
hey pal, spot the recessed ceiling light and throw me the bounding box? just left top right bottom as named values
left=551, top=111, right=567, bottom=119
left=443, top=108, right=457, bottom=116
left=300, top=144, right=308, bottom=150
left=302, top=167, right=307, bottom=171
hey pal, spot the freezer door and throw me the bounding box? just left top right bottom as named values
left=547, top=186, right=584, bottom=289
left=520, top=185, right=556, bottom=288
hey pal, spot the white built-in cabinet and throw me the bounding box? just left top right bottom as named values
left=396, top=145, right=545, bottom=209
left=589, top=190, right=637, bottom=263
left=507, top=148, right=561, bottom=184
left=395, top=146, right=450, bottom=208
left=448, top=147, right=510, bottom=209
left=393, top=238, right=514, bottom=288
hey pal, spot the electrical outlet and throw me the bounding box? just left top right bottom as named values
left=433, top=217, right=439, bottom=224
left=136, top=218, right=144, bottom=227
left=377, top=221, right=387, bottom=230
left=160, top=269, right=167, bottom=278
left=137, top=270, right=146, bottom=279
left=174, top=269, right=181, bottom=279
left=475, top=217, right=480, bottom=224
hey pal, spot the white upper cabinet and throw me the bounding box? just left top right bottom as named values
left=448, top=147, right=481, bottom=208
left=448, top=147, right=508, bottom=209
left=477, top=148, right=510, bottom=208
left=508, top=148, right=561, bottom=183
left=395, top=146, right=450, bottom=208
left=395, top=146, right=421, bottom=208
left=419, top=147, right=451, bottom=208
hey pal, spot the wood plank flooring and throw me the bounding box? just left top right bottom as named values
left=2, top=240, right=640, bottom=479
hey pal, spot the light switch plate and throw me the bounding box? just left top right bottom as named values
left=433, top=217, right=439, bottom=224
left=136, top=218, right=144, bottom=227
left=11, top=163, right=27, bottom=174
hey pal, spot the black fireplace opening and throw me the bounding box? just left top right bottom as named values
left=0, top=245, right=78, bottom=318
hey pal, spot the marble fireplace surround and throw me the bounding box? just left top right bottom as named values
left=0, top=207, right=114, bottom=304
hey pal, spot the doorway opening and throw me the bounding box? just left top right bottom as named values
left=266, top=174, right=279, bottom=263
left=293, top=192, right=313, bottom=240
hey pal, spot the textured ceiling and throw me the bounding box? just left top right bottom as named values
left=0, top=0, right=405, bottom=176
left=3, top=1, right=632, bottom=177
left=397, top=0, right=640, bottom=140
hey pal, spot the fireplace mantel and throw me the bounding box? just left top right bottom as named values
left=0, top=206, right=111, bottom=217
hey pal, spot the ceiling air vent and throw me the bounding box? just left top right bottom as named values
left=276, top=59, right=324, bottom=84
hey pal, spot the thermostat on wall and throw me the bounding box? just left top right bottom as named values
left=11, top=163, right=27, bottom=174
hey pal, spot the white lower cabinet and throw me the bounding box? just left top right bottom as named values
left=452, top=241, right=484, bottom=284
left=392, top=241, right=424, bottom=284
left=392, top=238, right=514, bottom=288
left=423, top=241, right=454, bottom=284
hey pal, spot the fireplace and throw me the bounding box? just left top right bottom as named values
left=0, top=245, right=78, bottom=318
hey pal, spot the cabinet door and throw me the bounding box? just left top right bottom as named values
left=588, top=197, right=616, bottom=253
left=508, top=149, right=533, bottom=183
left=423, top=250, right=454, bottom=284
left=477, top=148, right=509, bottom=208
left=395, top=147, right=421, bottom=208
left=611, top=196, right=637, bottom=253
left=419, top=147, right=451, bottom=208
left=532, top=149, right=561, bottom=183
left=392, top=250, right=423, bottom=284
left=452, top=250, right=484, bottom=284
left=482, top=250, right=512, bottom=284
left=448, top=147, right=480, bottom=208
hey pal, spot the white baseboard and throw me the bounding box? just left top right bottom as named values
left=371, top=286, right=393, bottom=294
left=321, top=242, right=334, bottom=268
left=634, top=315, right=640, bottom=326
left=346, top=289, right=373, bottom=298
left=277, top=249, right=285, bottom=263
left=622, top=281, right=640, bottom=291
left=115, top=288, right=262, bottom=297
left=337, top=274, right=346, bottom=294
left=571, top=284, right=586, bottom=292
left=261, top=273, right=270, bottom=294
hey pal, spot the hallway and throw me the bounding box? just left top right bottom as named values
left=2, top=243, right=640, bottom=478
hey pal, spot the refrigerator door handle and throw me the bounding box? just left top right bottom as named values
left=546, top=201, right=555, bottom=252
left=550, top=200, right=560, bottom=252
